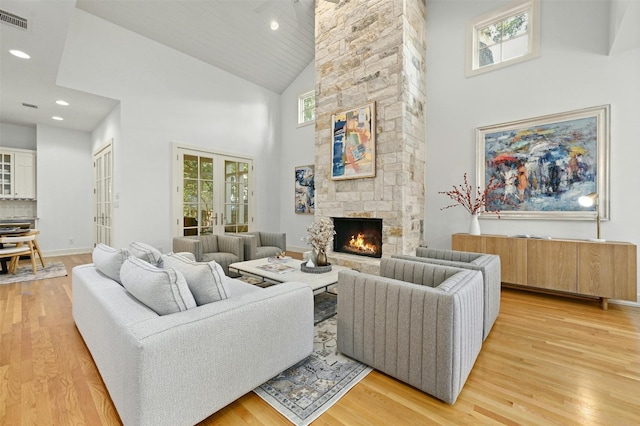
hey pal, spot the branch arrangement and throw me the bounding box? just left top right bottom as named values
left=439, top=173, right=514, bottom=218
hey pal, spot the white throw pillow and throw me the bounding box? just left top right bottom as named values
left=120, top=256, right=196, bottom=315
left=129, top=242, right=163, bottom=265
left=92, top=243, right=129, bottom=284
left=162, top=253, right=231, bottom=305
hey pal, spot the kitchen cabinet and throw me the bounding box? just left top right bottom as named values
left=0, top=148, right=36, bottom=199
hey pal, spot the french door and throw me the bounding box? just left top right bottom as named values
left=173, top=145, right=253, bottom=237
left=94, top=140, right=113, bottom=246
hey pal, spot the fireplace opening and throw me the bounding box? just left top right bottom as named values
left=332, top=217, right=382, bottom=258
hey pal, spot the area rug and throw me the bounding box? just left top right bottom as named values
left=254, top=293, right=372, bottom=425
left=0, top=261, right=68, bottom=285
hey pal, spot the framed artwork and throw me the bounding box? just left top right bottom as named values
left=295, top=165, right=314, bottom=214
left=477, top=105, right=610, bottom=220
left=331, top=102, right=376, bottom=180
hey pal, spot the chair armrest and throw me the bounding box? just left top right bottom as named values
left=232, top=234, right=257, bottom=260
left=379, top=257, right=465, bottom=288
left=259, top=232, right=286, bottom=252
left=172, top=237, right=202, bottom=262
left=216, top=235, right=244, bottom=261
left=415, top=247, right=482, bottom=263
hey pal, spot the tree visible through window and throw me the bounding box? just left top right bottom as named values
left=466, top=0, right=540, bottom=77
left=298, top=90, right=315, bottom=125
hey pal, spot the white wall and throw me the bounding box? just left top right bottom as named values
left=0, top=123, right=37, bottom=150
left=36, top=124, right=93, bottom=254
left=425, top=0, right=640, bottom=297
left=279, top=62, right=316, bottom=252
left=57, top=9, right=282, bottom=252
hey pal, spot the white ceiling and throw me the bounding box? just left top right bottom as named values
left=1, top=0, right=637, bottom=134
left=0, top=0, right=318, bottom=133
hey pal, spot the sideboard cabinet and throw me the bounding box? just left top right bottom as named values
left=452, top=233, right=637, bottom=309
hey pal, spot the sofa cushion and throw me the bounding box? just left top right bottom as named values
left=120, top=256, right=196, bottom=315
left=92, top=243, right=129, bottom=284
left=129, top=242, right=163, bottom=265
left=162, top=253, right=231, bottom=305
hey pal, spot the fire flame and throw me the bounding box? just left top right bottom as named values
left=345, top=233, right=379, bottom=255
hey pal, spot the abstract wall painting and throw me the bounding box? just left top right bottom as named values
left=331, top=102, right=376, bottom=180
left=477, top=105, right=610, bottom=220
left=295, top=165, right=315, bottom=214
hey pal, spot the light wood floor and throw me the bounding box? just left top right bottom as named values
left=1, top=254, right=639, bottom=425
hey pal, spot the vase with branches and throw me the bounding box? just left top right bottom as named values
left=439, top=173, right=514, bottom=235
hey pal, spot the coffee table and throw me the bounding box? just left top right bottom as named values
left=229, top=258, right=349, bottom=293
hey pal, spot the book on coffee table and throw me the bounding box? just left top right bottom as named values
left=256, top=263, right=296, bottom=274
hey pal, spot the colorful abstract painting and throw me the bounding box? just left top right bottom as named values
left=477, top=105, right=609, bottom=220
left=331, top=102, right=376, bottom=180
left=295, top=165, right=314, bottom=214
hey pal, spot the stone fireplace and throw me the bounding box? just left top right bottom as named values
left=333, top=217, right=383, bottom=258
left=314, top=0, right=426, bottom=274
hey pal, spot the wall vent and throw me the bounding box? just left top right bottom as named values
left=0, top=9, right=28, bottom=31
left=22, top=102, right=38, bottom=109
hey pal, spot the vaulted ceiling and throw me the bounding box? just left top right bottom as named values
left=0, top=0, right=637, bottom=133
left=0, top=0, right=318, bottom=132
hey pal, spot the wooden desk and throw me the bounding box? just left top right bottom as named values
left=452, top=233, right=637, bottom=309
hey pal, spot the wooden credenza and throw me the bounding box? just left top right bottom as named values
left=452, top=233, right=637, bottom=309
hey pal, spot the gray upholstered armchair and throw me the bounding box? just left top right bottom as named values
left=337, top=257, right=484, bottom=404
left=394, top=247, right=501, bottom=341
left=234, top=231, right=286, bottom=260
left=172, top=234, right=244, bottom=276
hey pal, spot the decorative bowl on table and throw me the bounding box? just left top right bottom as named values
left=301, top=263, right=332, bottom=274
left=267, top=255, right=291, bottom=263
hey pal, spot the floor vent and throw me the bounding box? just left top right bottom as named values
left=0, top=9, right=28, bottom=31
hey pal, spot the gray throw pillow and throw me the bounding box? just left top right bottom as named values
left=120, top=256, right=196, bottom=315
left=162, top=253, right=231, bottom=305
left=92, top=243, right=129, bottom=284
left=129, top=242, right=163, bottom=265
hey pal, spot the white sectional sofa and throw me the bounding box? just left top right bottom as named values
left=72, top=260, right=313, bottom=425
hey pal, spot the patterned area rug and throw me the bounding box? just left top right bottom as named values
left=254, top=293, right=372, bottom=425
left=0, top=261, right=68, bottom=285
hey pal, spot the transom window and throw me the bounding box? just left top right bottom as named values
left=466, top=0, right=540, bottom=77
left=298, top=90, right=315, bottom=126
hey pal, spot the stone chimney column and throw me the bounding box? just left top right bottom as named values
left=314, top=0, right=426, bottom=257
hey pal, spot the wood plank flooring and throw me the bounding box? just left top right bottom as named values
left=1, top=253, right=639, bottom=425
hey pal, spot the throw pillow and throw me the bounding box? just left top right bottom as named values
left=120, top=256, right=196, bottom=315
left=92, top=243, right=129, bottom=284
left=129, top=242, right=163, bottom=265
left=162, top=253, right=231, bottom=305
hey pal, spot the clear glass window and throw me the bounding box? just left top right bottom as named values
left=298, top=90, right=315, bottom=125
left=466, top=0, right=540, bottom=77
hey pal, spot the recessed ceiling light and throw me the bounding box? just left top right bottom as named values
left=9, top=49, right=30, bottom=59
left=56, top=100, right=69, bottom=106
left=52, top=116, right=64, bottom=121
left=270, top=20, right=279, bottom=30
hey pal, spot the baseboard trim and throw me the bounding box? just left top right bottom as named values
left=42, top=247, right=93, bottom=257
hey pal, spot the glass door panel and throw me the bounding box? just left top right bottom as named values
left=224, top=160, right=250, bottom=233
left=94, top=141, right=113, bottom=246
left=174, top=146, right=253, bottom=237
left=182, top=154, right=215, bottom=236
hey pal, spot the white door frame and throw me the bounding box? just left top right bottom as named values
left=172, top=142, right=255, bottom=237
